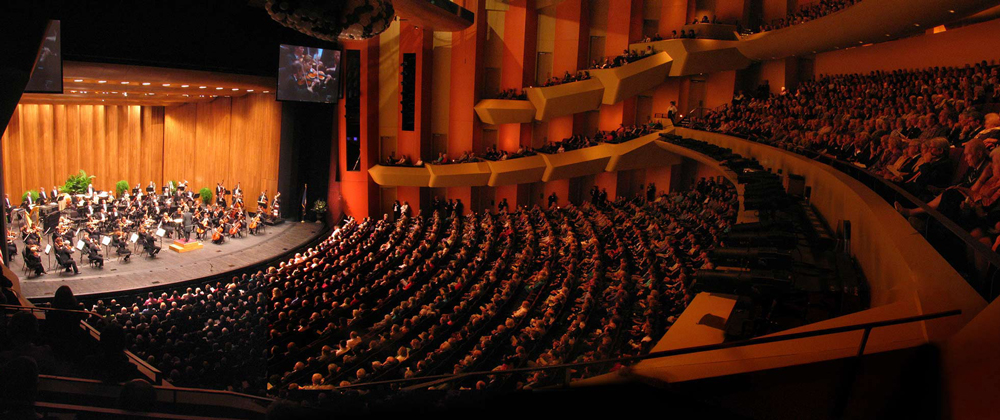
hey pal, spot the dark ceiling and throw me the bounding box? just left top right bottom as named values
left=5, top=0, right=340, bottom=77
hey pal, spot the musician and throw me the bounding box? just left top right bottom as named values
left=86, top=234, right=104, bottom=268
left=216, top=182, right=227, bottom=207
left=23, top=225, right=40, bottom=246
left=51, top=186, right=59, bottom=203
left=271, top=193, right=281, bottom=220
left=178, top=180, right=188, bottom=193
left=22, top=192, right=34, bottom=209
left=4, top=194, right=11, bottom=224
left=181, top=206, right=194, bottom=241
left=23, top=244, right=45, bottom=277
left=38, top=186, right=49, bottom=204
left=147, top=181, right=156, bottom=193
left=141, top=229, right=161, bottom=257
left=6, top=229, right=17, bottom=261
left=257, top=190, right=268, bottom=210
left=54, top=238, right=79, bottom=274
left=111, top=230, right=131, bottom=262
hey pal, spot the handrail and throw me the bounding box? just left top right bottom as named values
left=0, top=303, right=101, bottom=317
left=294, top=308, right=960, bottom=392
left=789, top=147, right=1000, bottom=300
left=38, top=373, right=274, bottom=406
left=78, top=320, right=163, bottom=385
left=34, top=401, right=247, bottom=420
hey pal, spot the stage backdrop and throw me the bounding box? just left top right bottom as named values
left=1, top=94, right=281, bottom=211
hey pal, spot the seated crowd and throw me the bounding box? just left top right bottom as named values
left=538, top=122, right=664, bottom=154
left=688, top=61, right=1000, bottom=249
left=264, top=179, right=735, bottom=395
left=591, top=47, right=656, bottom=70
left=749, top=0, right=860, bottom=34
left=539, top=70, right=592, bottom=88
left=494, top=88, right=528, bottom=101
left=430, top=122, right=664, bottom=165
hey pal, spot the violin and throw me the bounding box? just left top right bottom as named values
left=249, top=213, right=261, bottom=231
left=212, top=225, right=223, bottom=242
left=229, top=220, right=240, bottom=236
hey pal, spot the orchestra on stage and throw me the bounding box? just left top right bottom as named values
left=4, top=180, right=282, bottom=278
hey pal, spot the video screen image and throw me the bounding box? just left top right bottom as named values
left=277, top=44, right=340, bottom=103
left=24, top=20, right=62, bottom=93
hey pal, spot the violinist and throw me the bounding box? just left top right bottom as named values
left=140, top=227, right=161, bottom=257
left=111, top=228, right=131, bottom=262
left=23, top=244, right=45, bottom=277
left=85, top=233, right=104, bottom=268
left=4, top=194, right=11, bottom=224
left=54, top=237, right=79, bottom=274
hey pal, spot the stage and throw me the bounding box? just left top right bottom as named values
left=14, top=222, right=325, bottom=300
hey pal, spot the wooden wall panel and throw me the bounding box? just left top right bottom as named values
left=2, top=95, right=281, bottom=208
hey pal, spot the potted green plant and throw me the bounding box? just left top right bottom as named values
left=199, top=187, right=213, bottom=205
left=59, top=170, right=95, bottom=195
left=115, top=180, right=130, bottom=197
left=311, top=199, right=328, bottom=223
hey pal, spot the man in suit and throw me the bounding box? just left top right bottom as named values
left=38, top=187, right=48, bottom=205
left=181, top=206, right=194, bottom=241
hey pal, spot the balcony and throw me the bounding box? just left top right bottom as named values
left=540, top=143, right=617, bottom=181
left=589, top=51, right=673, bottom=105
left=427, top=161, right=492, bottom=187
left=605, top=132, right=682, bottom=172
left=473, top=99, right=536, bottom=125
left=486, top=155, right=548, bottom=186
left=525, top=78, right=604, bottom=121
left=368, top=165, right=432, bottom=187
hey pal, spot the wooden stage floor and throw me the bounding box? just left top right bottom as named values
left=14, top=222, right=325, bottom=300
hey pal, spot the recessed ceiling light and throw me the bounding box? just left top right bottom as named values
left=142, top=82, right=151, bottom=86
left=949, top=10, right=955, bottom=13
left=181, top=85, right=189, bottom=88
left=247, top=89, right=254, bottom=92
left=162, top=83, right=171, bottom=87
left=232, top=88, right=239, bottom=91
left=98, top=80, right=107, bottom=83
left=199, top=86, right=207, bottom=89
left=914, top=23, right=920, bottom=27
left=112, top=91, right=117, bottom=94
left=216, top=87, right=223, bottom=90
left=74, top=79, right=83, bottom=82
left=263, top=91, right=270, bottom=93
left=70, top=90, right=77, bottom=93
left=121, top=81, right=129, bottom=85
left=183, top=94, right=189, bottom=97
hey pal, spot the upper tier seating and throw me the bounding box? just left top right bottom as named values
left=687, top=60, right=1000, bottom=263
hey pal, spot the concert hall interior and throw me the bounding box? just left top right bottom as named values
left=0, top=0, right=999, bottom=419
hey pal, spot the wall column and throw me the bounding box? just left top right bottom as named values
left=496, top=0, right=538, bottom=209
left=447, top=0, right=488, bottom=214
left=397, top=22, right=434, bottom=212
left=544, top=0, right=589, bottom=208
left=336, top=39, right=380, bottom=219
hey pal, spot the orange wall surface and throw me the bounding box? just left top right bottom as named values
left=3, top=95, right=280, bottom=211
left=813, top=18, right=1000, bottom=76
